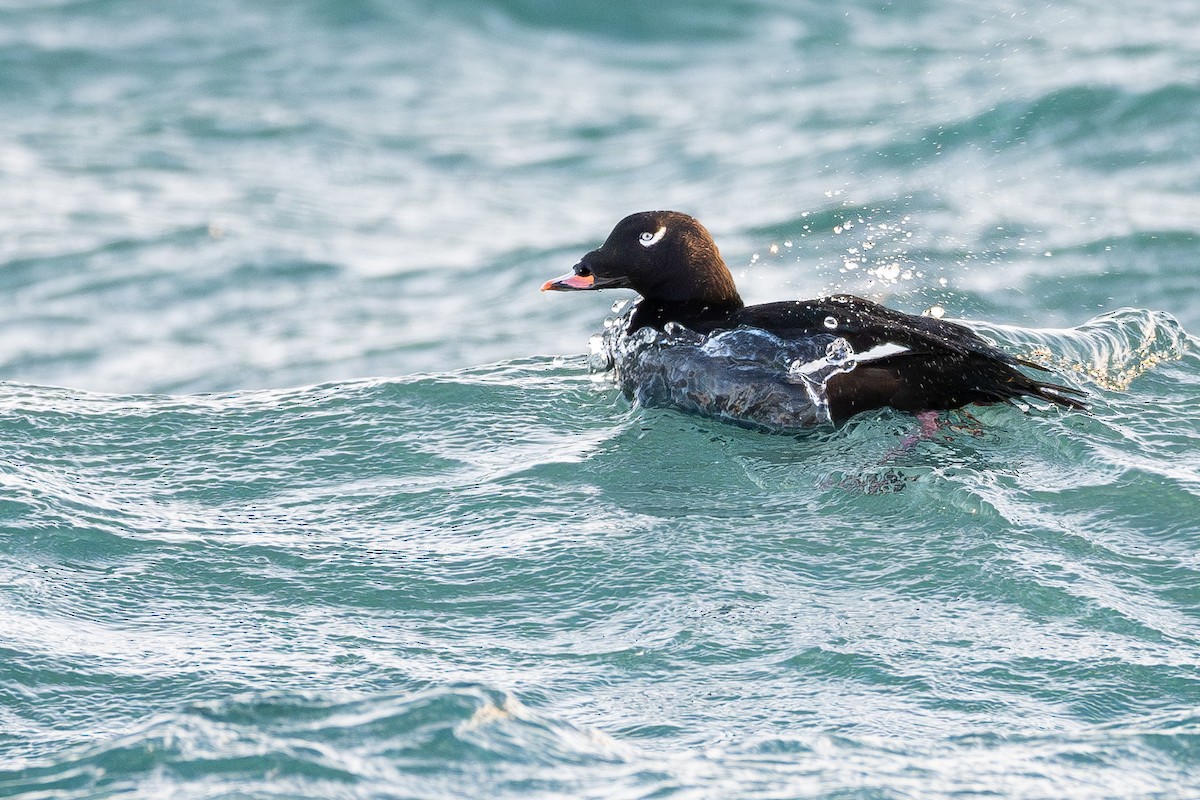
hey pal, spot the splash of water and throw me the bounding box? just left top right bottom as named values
left=591, top=304, right=849, bottom=429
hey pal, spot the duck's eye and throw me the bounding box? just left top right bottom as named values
left=638, top=227, right=666, bottom=248
left=576, top=265, right=592, bottom=278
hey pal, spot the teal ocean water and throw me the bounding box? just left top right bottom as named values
left=3, top=1, right=1200, bottom=798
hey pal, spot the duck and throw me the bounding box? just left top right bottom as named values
left=542, top=210, right=1086, bottom=427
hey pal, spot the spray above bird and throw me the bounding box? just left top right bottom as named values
left=543, top=211, right=1085, bottom=429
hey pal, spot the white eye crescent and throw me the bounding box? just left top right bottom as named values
left=639, top=227, right=666, bottom=248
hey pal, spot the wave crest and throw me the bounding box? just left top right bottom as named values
left=970, top=308, right=1194, bottom=392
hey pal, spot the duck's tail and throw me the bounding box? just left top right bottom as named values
left=1007, top=359, right=1089, bottom=411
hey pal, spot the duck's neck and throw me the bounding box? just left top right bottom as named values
left=627, top=297, right=744, bottom=334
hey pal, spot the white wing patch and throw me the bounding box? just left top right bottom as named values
left=639, top=226, right=666, bottom=248
left=855, top=342, right=910, bottom=362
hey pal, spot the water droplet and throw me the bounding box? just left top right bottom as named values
left=823, top=316, right=838, bottom=329
left=825, top=338, right=855, bottom=365
left=587, top=330, right=614, bottom=374
left=873, top=263, right=902, bottom=282
left=633, top=327, right=657, bottom=344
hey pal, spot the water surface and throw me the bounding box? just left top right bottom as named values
left=2, top=1, right=1200, bottom=797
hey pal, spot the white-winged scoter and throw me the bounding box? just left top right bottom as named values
left=543, top=210, right=1086, bottom=426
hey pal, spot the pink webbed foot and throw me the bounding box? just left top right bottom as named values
left=883, top=410, right=942, bottom=462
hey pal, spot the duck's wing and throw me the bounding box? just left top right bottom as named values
left=729, top=295, right=1087, bottom=417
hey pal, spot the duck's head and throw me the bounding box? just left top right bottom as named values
left=542, top=211, right=743, bottom=309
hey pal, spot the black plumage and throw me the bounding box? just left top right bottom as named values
left=543, top=210, right=1085, bottom=425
